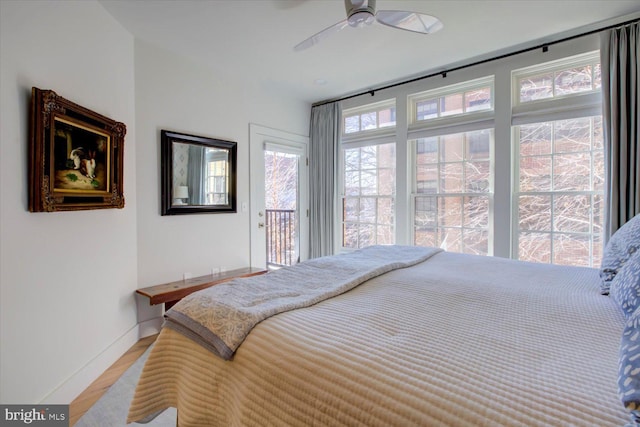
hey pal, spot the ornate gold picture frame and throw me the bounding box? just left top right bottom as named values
left=29, top=87, right=126, bottom=212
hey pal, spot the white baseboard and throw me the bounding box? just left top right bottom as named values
left=41, top=324, right=140, bottom=404
left=138, top=316, right=163, bottom=338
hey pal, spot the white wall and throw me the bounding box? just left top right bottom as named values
left=134, top=39, right=310, bottom=328
left=0, top=0, right=137, bottom=404
left=0, top=1, right=310, bottom=404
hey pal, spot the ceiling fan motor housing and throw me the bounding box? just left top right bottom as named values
left=345, top=0, right=376, bottom=27
left=294, top=0, right=443, bottom=51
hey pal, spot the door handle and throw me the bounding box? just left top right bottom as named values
left=258, top=222, right=265, bottom=228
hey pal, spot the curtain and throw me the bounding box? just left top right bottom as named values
left=187, top=145, right=205, bottom=205
left=601, top=21, right=640, bottom=242
left=309, top=102, right=340, bottom=258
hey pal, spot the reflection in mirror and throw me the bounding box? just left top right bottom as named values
left=171, top=142, right=230, bottom=206
left=161, top=130, right=237, bottom=215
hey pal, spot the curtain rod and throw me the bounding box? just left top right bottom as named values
left=312, top=17, right=639, bottom=108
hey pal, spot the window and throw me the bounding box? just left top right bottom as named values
left=515, top=117, right=604, bottom=266
left=513, top=52, right=603, bottom=267
left=337, top=47, right=602, bottom=268
left=342, top=143, right=396, bottom=248
left=413, top=129, right=493, bottom=255
left=264, top=149, right=301, bottom=267
left=205, top=150, right=228, bottom=204
left=515, top=54, right=601, bottom=104
left=343, top=100, right=396, bottom=134
left=341, top=99, right=397, bottom=250
left=409, top=76, right=493, bottom=124
left=408, top=77, right=495, bottom=256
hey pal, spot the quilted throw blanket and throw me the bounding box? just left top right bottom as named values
left=165, top=245, right=442, bottom=360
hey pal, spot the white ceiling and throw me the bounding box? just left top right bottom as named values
left=99, top=0, right=640, bottom=104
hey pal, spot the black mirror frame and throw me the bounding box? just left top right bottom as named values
left=161, top=129, right=237, bottom=215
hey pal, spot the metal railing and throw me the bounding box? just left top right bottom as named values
left=265, top=209, right=297, bottom=268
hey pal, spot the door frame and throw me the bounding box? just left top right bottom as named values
left=249, top=124, right=309, bottom=268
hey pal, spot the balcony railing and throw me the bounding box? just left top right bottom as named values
left=265, top=209, right=297, bottom=268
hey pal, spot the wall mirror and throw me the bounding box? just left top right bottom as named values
left=161, top=130, right=237, bottom=215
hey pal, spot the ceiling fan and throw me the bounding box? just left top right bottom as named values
left=294, top=0, right=443, bottom=51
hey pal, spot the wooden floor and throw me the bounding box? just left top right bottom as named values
left=68, top=334, right=157, bottom=426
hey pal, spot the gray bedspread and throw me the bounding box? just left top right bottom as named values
left=130, top=250, right=628, bottom=426
left=164, top=245, right=442, bottom=359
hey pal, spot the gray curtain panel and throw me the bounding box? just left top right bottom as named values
left=309, top=102, right=341, bottom=258
left=601, top=21, right=639, bottom=241
left=187, top=145, right=205, bottom=205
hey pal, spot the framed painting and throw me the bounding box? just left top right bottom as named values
left=29, top=87, right=126, bottom=212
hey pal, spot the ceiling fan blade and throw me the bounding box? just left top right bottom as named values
left=294, top=19, right=349, bottom=51
left=375, top=10, right=443, bottom=34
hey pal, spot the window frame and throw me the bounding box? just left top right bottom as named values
left=409, top=128, right=495, bottom=256
left=340, top=99, right=398, bottom=251
left=510, top=51, right=603, bottom=267
left=406, top=77, right=496, bottom=255
left=512, top=51, right=601, bottom=107
left=512, top=116, right=604, bottom=267
left=342, top=99, right=397, bottom=138
left=335, top=35, right=603, bottom=265
left=340, top=142, right=397, bottom=250
left=408, top=76, right=495, bottom=130
left=205, top=157, right=228, bottom=205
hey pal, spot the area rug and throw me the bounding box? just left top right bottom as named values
left=75, top=346, right=176, bottom=426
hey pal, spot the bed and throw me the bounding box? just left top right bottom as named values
left=126, top=231, right=640, bottom=427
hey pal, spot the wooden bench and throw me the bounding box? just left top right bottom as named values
left=136, top=267, right=267, bottom=310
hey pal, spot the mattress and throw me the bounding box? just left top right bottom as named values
left=128, top=251, right=628, bottom=426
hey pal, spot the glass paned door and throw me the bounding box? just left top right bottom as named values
left=265, top=150, right=300, bottom=268
left=249, top=124, right=308, bottom=270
